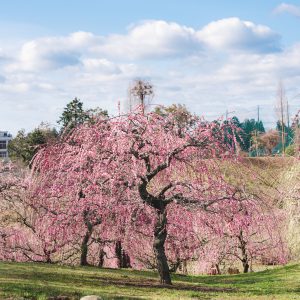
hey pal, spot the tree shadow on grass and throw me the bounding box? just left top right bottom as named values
left=88, top=276, right=235, bottom=293
left=174, top=264, right=300, bottom=286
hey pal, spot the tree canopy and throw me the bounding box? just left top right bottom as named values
left=57, top=98, right=108, bottom=133
left=8, top=125, right=58, bottom=165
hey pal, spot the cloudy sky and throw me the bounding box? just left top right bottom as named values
left=1, top=0, right=300, bottom=134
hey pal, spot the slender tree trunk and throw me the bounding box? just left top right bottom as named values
left=80, top=210, right=93, bottom=266
left=98, top=248, right=105, bottom=268
left=122, top=251, right=131, bottom=268
left=115, top=241, right=122, bottom=268
left=238, top=231, right=249, bottom=273
left=80, top=229, right=92, bottom=266
left=170, top=258, right=181, bottom=273
left=153, top=206, right=172, bottom=285
left=115, top=241, right=131, bottom=268
left=242, top=259, right=249, bottom=273
left=181, top=260, right=187, bottom=275
left=215, top=264, right=221, bottom=275
left=44, top=249, right=52, bottom=263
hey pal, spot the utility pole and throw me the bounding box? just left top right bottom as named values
left=255, top=105, right=260, bottom=157
left=277, top=83, right=286, bottom=156
left=295, top=114, right=300, bottom=158
left=291, top=94, right=300, bottom=157
left=287, top=101, right=290, bottom=128
left=286, top=101, right=290, bottom=146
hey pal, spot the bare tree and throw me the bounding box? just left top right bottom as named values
left=275, top=82, right=287, bottom=156
left=259, top=130, right=280, bottom=155
left=292, top=111, right=300, bottom=157
left=128, top=79, right=154, bottom=114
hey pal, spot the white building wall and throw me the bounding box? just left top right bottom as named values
left=0, top=131, right=12, bottom=158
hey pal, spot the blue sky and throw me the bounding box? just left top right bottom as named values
left=1, top=1, right=300, bottom=133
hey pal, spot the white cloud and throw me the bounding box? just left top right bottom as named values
left=4, top=19, right=281, bottom=74
left=1, top=18, right=300, bottom=135
left=0, top=48, right=10, bottom=64
left=5, top=22, right=201, bottom=72
left=216, top=43, right=300, bottom=82
left=93, top=19, right=280, bottom=59
left=82, top=58, right=121, bottom=74
left=95, top=20, right=201, bottom=59
left=0, top=82, right=29, bottom=93
left=197, top=18, right=281, bottom=53
left=6, top=31, right=102, bottom=72
left=274, top=3, right=300, bottom=17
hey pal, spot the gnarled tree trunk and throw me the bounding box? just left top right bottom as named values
left=238, top=231, right=249, bottom=273
left=242, top=258, right=249, bottom=273
left=115, top=240, right=131, bottom=268
left=98, top=248, right=105, bottom=268
left=80, top=210, right=93, bottom=266
left=80, top=225, right=92, bottom=266
left=153, top=206, right=172, bottom=284
left=137, top=168, right=173, bottom=284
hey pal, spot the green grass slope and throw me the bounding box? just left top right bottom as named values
left=0, top=262, right=299, bottom=300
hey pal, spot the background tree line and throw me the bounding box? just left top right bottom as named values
left=7, top=80, right=300, bottom=165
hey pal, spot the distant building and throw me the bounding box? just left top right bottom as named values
left=0, top=131, right=12, bottom=158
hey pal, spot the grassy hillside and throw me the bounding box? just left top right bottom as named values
left=0, top=262, right=299, bottom=300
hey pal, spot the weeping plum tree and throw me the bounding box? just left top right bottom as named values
left=110, top=112, right=247, bottom=284
left=31, top=109, right=247, bottom=284
left=0, top=161, right=78, bottom=263
left=201, top=199, right=288, bottom=273
left=30, top=130, right=127, bottom=266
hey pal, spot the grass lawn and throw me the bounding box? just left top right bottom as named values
left=0, top=262, right=299, bottom=300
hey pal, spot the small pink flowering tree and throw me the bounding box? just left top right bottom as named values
left=0, top=160, right=79, bottom=263
left=223, top=203, right=288, bottom=272
left=195, top=197, right=288, bottom=273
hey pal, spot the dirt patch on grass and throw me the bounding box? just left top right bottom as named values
left=88, top=276, right=236, bottom=293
